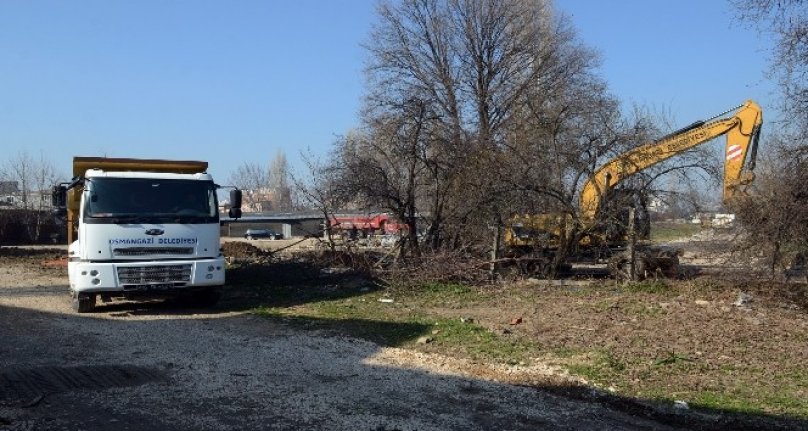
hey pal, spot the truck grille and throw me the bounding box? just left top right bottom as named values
left=116, top=264, right=192, bottom=285
left=113, top=247, right=194, bottom=257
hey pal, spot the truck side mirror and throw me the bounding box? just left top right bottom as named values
left=230, top=189, right=242, bottom=209
left=52, top=185, right=67, bottom=217
left=228, top=189, right=242, bottom=219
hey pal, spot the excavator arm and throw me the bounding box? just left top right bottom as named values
left=580, top=100, right=763, bottom=219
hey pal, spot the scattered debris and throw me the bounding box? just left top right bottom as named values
left=416, top=336, right=434, bottom=344
left=378, top=298, right=394, bottom=303
left=673, top=400, right=689, bottom=410
left=460, top=317, right=474, bottom=324
left=320, top=267, right=352, bottom=275
left=221, top=241, right=273, bottom=262
left=734, top=292, right=753, bottom=308
left=41, top=258, right=67, bottom=267
left=694, top=300, right=711, bottom=306
left=654, top=352, right=693, bottom=366
left=509, top=317, right=522, bottom=326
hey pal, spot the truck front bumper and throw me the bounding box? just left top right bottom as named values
left=68, top=258, right=226, bottom=294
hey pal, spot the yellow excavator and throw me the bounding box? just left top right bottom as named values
left=505, top=100, right=763, bottom=276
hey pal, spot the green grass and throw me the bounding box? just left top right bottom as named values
left=689, top=391, right=765, bottom=415
left=653, top=351, right=693, bottom=366
left=623, top=279, right=670, bottom=295
left=564, top=350, right=627, bottom=384
left=249, top=278, right=808, bottom=420
left=430, top=318, right=537, bottom=363
left=253, top=282, right=533, bottom=363
left=398, top=282, right=482, bottom=307
left=254, top=310, right=432, bottom=346
left=650, top=222, right=701, bottom=242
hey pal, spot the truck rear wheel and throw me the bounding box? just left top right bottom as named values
left=71, top=292, right=96, bottom=313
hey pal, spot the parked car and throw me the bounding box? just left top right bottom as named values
left=244, top=229, right=283, bottom=240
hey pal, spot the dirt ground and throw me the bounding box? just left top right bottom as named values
left=436, top=277, right=807, bottom=406
left=0, top=240, right=805, bottom=430
left=415, top=229, right=808, bottom=420
left=0, top=248, right=692, bottom=431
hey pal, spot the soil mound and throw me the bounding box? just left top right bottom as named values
left=221, top=241, right=272, bottom=259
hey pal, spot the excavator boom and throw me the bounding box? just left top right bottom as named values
left=580, top=100, right=763, bottom=219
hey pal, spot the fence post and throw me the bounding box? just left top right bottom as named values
left=628, top=207, right=637, bottom=281
left=490, top=223, right=501, bottom=280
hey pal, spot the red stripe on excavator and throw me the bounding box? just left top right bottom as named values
left=727, top=145, right=743, bottom=160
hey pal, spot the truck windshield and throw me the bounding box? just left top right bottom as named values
left=84, top=178, right=218, bottom=223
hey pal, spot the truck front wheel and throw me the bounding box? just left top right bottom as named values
left=71, top=292, right=96, bottom=313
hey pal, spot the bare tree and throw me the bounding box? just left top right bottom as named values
left=228, top=162, right=271, bottom=212
left=735, top=139, right=808, bottom=273
left=292, top=149, right=351, bottom=251
left=655, top=177, right=719, bottom=220
left=348, top=0, right=730, bottom=280
left=362, top=0, right=616, bottom=251
left=229, top=152, right=294, bottom=213
left=365, top=0, right=468, bottom=250
left=733, top=0, right=807, bottom=135
left=731, top=1, right=808, bottom=274
left=0, top=151, right=62, bottom=242
left=269, top=150, right=294, bottom=211
left=335, top=98, right=436, bottom=256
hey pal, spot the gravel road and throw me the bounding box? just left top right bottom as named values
left=0, top=260, right=696, bottom=431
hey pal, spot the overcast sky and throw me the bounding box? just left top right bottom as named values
left=0, top=0, right=774, bottom=183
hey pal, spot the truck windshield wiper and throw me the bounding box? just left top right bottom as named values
left=90, top=213, right=209, bottom=224
left=125, top=216, right=153, bottom=224
left=90, top=213, right=154, bottom=224
left=172, top=215, right=209, bottom=223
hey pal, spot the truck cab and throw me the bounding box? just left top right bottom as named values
left=54, top=157, right=241, bottom=312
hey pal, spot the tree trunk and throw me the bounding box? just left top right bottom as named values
left=628, top=207, right=637, bottom=281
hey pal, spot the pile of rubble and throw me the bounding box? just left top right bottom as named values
left=221, top=241, right=273, bottom=262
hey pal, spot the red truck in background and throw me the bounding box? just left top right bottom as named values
left=328, top=213, right=408, bottom=239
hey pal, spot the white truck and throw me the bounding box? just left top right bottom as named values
left=52, top=157, right=242, bottom=313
